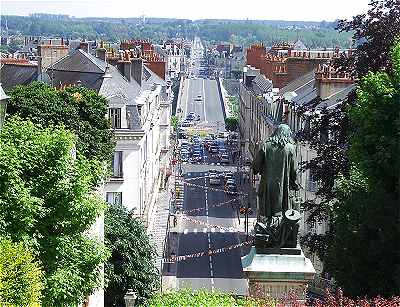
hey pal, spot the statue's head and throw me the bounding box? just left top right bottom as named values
left=268, top=124, right=294, bottom=147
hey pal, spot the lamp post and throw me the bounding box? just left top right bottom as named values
left=0, top=83, right=10, bottom=132
left=124, top=289, right=137, bottom=307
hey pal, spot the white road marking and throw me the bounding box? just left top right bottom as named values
left=203, top=228, right=208, bottom=233
left=184, top=80, right=190, bottom=117
left=211, top=228, right=215, bottom=233
left=220, top=228, right=225, bottom=233
left=183, top=229, right=188, bottom=234
left=202, top=79, right=207, bottom=121
left=193, top=228, right=198, bottom=234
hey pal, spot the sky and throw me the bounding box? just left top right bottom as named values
left=1, top=0, right=371, bottom=21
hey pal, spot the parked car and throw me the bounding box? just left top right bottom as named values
left=225, top=181, right=237, bottom=193
left=224, top=172, right=235, bottom=183
left=209, top=146, right=218, bottom=154
left=208, top=170, right=221, bottom=185
left=220, top=154, right=230, bottom=164
left=191, top=153, right=202, bottom=163
left=180, top=154, right=189, bottom=162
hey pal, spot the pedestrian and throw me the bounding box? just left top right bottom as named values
left=176, top=187, right=181, bottom=199
left=173, top=215, right=177, bottom=227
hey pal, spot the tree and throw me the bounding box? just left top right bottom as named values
left=0, top=237, right=44, bottom=306
left=104, top=204, right=159, bottom=306
left=8, top=81, right=114, bottom=163
left=0, top=116, right=109, bottom=306
left=225, top=116, right=238, bottom=131
left=336, top=0, right=400, bottom=77
left=170, top=115, right=179, bottom=130
left=299, top=0, right=400, bottom=267
left=325, top=40, right=400, bottom=298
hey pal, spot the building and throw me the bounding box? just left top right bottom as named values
left=0, top=55, right=38, bottom=91
left=47, top=43, right=171, bottom=223
left=246, top=41, right=351, bottom=89
left=154, top=40, right=186, bottom=80
left=239, top=61, right=355, bottom=273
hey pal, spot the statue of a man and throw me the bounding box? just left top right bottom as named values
left=252, top=124, right=300, bottom=225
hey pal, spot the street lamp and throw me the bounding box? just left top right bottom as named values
left=124, top=289, right=137, bottom=307
left=0, top=83, right=10, bottom=131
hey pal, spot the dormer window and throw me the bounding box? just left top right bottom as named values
left=109, top=108, right=121, bottom=129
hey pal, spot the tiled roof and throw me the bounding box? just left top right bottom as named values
left=48, top=49, right=142, bottom=104
left=279, top=70, right=317, bottom=107
left=316, top=84, right=355, bottom=110
left=142, top=64, right=166, bottom=91
left=99, top=65, right=141, bottom=103
left=0, top=63, right=38, bottom=91
left=279, top=70, right=316, bottom=94
left=51, top=49, right=106, bottom=73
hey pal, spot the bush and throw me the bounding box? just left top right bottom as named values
left=147, top=289, right=272, bottom=307
left=0, top=237, right=44, bottom=306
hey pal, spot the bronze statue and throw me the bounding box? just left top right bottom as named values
left=252, top=124, right=301, bottom=249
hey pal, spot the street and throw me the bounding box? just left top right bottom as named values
left=163, top=37, right=249, bottom=295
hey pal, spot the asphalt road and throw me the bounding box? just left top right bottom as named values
left=168, top=38, right=248, bottom=295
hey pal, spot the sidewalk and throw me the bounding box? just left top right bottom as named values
left=148, top=172, right=175, bottom=271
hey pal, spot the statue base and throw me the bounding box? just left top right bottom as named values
left=241, top=246, right=315, bottom=300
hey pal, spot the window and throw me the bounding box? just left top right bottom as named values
left=109, top=108, right=121, bottom=129
left=106, top=192, right=122, bottom=205
left=307, top=169, right=318, bottom=193
left=111, top=151, right=123, bottom=178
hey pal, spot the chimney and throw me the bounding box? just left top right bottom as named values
left=80, top=41, right=89, bottom=53
left=131, top=58, right=143, bottom=86
left=117, top=51, right=131, bottom=81
left=96, top=41, right=107, bottom=61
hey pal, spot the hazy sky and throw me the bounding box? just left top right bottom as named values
left=1, top=0, right=371, bottom=21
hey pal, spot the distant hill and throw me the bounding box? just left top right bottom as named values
left=0, top=14, right=352, bottom=48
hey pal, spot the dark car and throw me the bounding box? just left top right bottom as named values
left=225, top=181, right=238, bottom=193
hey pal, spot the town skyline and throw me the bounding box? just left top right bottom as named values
left=2, top=0, right=370, bottom=22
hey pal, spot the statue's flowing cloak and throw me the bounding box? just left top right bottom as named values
left=252, top=140, right=299, bottom=219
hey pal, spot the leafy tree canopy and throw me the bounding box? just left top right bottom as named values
left=105, top=204, right=159, bottom=306
left=336, top=0, right=400, bottom=77
left=0, top=116, right=109, bottom=306
left=0, top=237, right=44, bottom=307
left=8, top=81, right=114, bottom=164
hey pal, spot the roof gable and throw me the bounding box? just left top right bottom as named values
left=51, top=49, right=106, bottom=73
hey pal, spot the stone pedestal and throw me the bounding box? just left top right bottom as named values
left=241, top=246, right=315, bottom=300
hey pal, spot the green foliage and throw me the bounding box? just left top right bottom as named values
left=8, top=81, right=114, bottom=164
left=0, top=116, right=109, bottom=306
left=325, top=41, right=400, bottom=298
left=147, top=289, right=272, bottom=307
left=326, top=167, right=399, bottom=297
left=105, top=204, right=159, bottom=306
left=1, top=15, right=352, bottom=48
left=0, top=237, right=44, bottom=307
left=170, top=115, right=179, bottom=130
left=225, top=117, right=239, bottom=132
left=348, top=39, right=400, bottom=194
left=227, top=96, right=239, bottom=118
